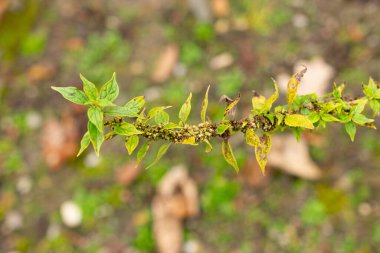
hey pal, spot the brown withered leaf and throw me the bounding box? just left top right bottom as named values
left=27, top=63, right=56, bottom=82
left=209, top=53, right=233, bottom=70
left=115, top=161, right=141, bottom=186
left=65, top=37, right=85, bottom=50
left=151, top=44, right=179, bottom=83
left=268, top=134, right=321, bottom=180
left=152, top=165, right=199, bottom=253
left=41, top=112, right=79, bottom=170
left=153, top=199, right=183, bottom=253
left=239, top=157, right=269, bottom=188
left=0, top=0, right=9, bottom=21
left=211, top=0, right=230, bottom=17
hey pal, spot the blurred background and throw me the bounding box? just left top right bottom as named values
left=1, top=0, right=380, bottom=252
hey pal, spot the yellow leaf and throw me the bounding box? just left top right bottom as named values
left=285, top=114, right=314, bottom=129
left=246, top=129, right=271, bottom=174
left=201, top=85, right=210, bottom=122
left=222, top=139, right=239, bottom=173
left=251, top=95, right=266, bottom=112
left=181, top=136, right=198, bottom=145
left=254, top=134, right=271, bottom=175
left=179, top=93, right=192, bottom=123
left=246, top=128, right=260, bottom=147
left=263, top=79, right=279, bottom=111
left=287, top=66, right=307, bottom=106
left=223, top=94, right=240, bottom=119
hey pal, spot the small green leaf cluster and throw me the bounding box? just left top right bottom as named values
left=52, top=73, right=142, bottom=156
left=52, top=72, right=379, bottom=174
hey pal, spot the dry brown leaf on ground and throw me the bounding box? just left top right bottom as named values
left=41, top=112, right=79, bottom=170
left=347, top=24, right=364, bottom=42
left=151, top=44, right=179, bottom=83
left=209, top=53, right=233, bottom=70
left=65, top=37, right=85, bottom=50
left=268, top=134, right=321, bottom=180
left=239, top=157, right=269, bottom=188
left=153, top=197, right=183, bottom=253
left=27, top=63, right=56, bottom=82
left=211, top=0, right=230, bottom=17
left=153, top=165, right=199, bottom=253
left=156, top=165, right=200, bottom=218
left=115, top=161, right=141, bottom=186
left=0, top=0, right=9, bottom=21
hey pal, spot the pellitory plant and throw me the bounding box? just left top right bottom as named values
left=52, top=69, right=380, bottom=174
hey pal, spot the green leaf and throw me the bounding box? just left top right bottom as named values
left=204, top=140, right=212, bottom=152
left=179, top=93, right=192, bottom=123
left=363, top=84, right=374, bottom=98
left=352, top=113, right=374, bottom=125
left=276, top=113, right=285, bottom=125
left=284, top=114, right=314, bottom=129
left=51, top=86, right=89, bottom=105
left=333, top=82, right=345, bottom=99
left=263, top=79, right=279, bottom=111
left=216, top=123, right=229, bottom=135
left=146, top=106, right=172, bottom=121
left=245, top=128, right=260, bottom=147
left=368, top=78, right=380, bottom=98
left=105, top=131, right=116, bottom=140
left=145, top=143, right=171, bottom=169
left=113, top=122, right=143, bottom=136
left=77, top=131, right=91, bottom=157
left=163, top=122, right=181, bottom=129
left=321, top=102, right=338, bottom=113
left=308, top=112, right=320, bottom=123
left=97, top=99, right=115, bottom=107
left=104, top=106, right=139, bottom=117
left=88, top=121, right=104, bottom=156
left=155, top=110, right=170, bottom=125
left=137, top=108, right=146, bottom=122
left=222, top=140, right=239, bottom=173
left=99, top=72, right=119, bottom=102
left=267, top=114, right=276, bottom=125
left=223, top=94, right=240, bottom=119
left=124, top=96, right=145, bottom=115
left=292, top=127, right=302, bottom=142
left=369, top=99, right=380, bottom=115
left=321, top=113, right=340, bottom=122
left=80, top=74, right=98, bottom=101
left=345, top=121, right=356, bottom=142
left=375, top=89, right=380, bottom=99
left=136, top=141, right=151, bottom=168
left=363, top=78, right=378, bottom=98
left=339, top=114, right=352, bottom=123
left=201, top=85, right=210, bottom=122
left=353, top=98, right=367, bottom=115
left=87, top=106, right=104, bottom=132
left=125, top=135, right=139, bottom=155
left=254, top=134, right=271, bottom=174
